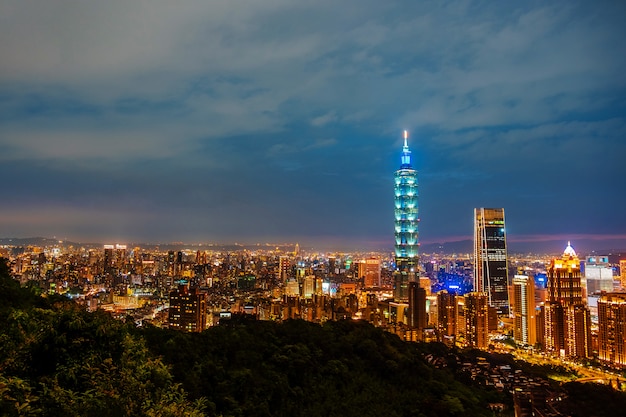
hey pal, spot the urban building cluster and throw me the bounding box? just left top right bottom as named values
left=2, top=132, right=626, bottom=372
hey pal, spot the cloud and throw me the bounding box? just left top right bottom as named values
left=428, top=118, right=626, bottom=168
left=0, top=1, right=625, bottom=244
left=306, top=138, right=337, bottom=149
left=3, top=1, right=624, bottom=143
left=311, top=112, right=337, bottom=127
left=397, top=3, right=626, bottom=131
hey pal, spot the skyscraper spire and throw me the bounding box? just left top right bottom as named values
left=401, top=130, right=412, bottom=168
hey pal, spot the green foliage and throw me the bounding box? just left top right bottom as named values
left=0, top=259, right=205, bottom=417
left=0, top=375, right=40, bottom=416
left=555, top=382, right=626, bottom=417
left=142, top=319, right=496, bottom=417
left=0, top=258, right=39, bottom=313
left=0, top=303, right=206, bottom=416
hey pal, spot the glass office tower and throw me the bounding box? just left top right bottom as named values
left=474, top=208, right=509, bottom=315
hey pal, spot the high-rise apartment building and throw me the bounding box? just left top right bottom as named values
left=103, top=245, right=115, bottom=274
left=474, top=208, right=509, bottom=315
left=303, top=275, right=315, bottom=299
left=285, top=279, right=300, bottom=297
left=115, top=244, right=127, bottom=271
left=543, top=301, right=564, bottom=353
left=408, top=282, right=427, bottom=333
left=328, top=256, right=337, bottom=276
left=419, top=276, right=432, bottom=296
left=565, top=303, right=592, bottom=359
left=103, top=243, right=127, bottom=276
left=168, top=285, right=208, bottom=332
left=465, top=292, right=489, bottom=348
left=437, top=290, right=457, bottom=344
left=394, top=131, right=419, bottom=301
left=513, top=274, right=537, bottom=346
left=279, top=256, right=291, bottom=282
left=364, top=257, right=381, bottom=288
left=598, top=292, right=626, bottom=366
left=167, top=250, right=175, bottom=276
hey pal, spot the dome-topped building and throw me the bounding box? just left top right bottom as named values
left=563, top=241, right=577, bottom=258
left=543, top=241, right=592, bottom=359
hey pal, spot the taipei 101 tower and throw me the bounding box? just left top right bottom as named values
left=394, top=130, right=419, bottom=301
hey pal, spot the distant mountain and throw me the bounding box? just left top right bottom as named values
left=420, top=240, right=473, bottom=254
left=421, top=238, right=626, bottom=256
left=507, top=239, right=626, bottom=256
left=0, top=237, right=82, bottom=247
left=0, top=237, right=300, bottom=253
left=2, top=236, right=624, bottom=257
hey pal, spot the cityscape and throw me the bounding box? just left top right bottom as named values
left=2, top=134, right=626, bottom=416
left=2, top=1, right=626, bottom=416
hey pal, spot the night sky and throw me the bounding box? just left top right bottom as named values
left=1, top=1, right=625, bottom=251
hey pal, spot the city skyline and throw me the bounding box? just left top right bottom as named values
left=1, top=1, right=625, bottom=251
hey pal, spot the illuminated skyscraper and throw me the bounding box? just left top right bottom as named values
left=598, top=292, right=626, bottom=366
left=364, top=257, right=381, bottom=288
left=167, top=250, right=175, bottom=275
left=103, top=244, right=115, bottom=274
left=474, top=208, right=509, bottom=315
left=394, top=130, right=419, bottom=301
left=328, top=256, right=337, bottom=276
left=279, top=256, right=291, bottom=282
left=543, top=243, right=592, bottom=358
left=547, top=242, right=583, bottom=306
left=437, top=290, right=458, bottom=344
left=115, top=244, right=127, bottom=271
left=543, top=302, right=564, bottom=353
left=512, top=274, right=537, bottom=346
left=303, top=275, right=315, bottom=298
left=565, top=303, right=592, bottom=359
left=408, top=282, right=427, bottom=333
left=465, top=292, right=489, bottom=348
left=168, top=285, right=207, bottom=332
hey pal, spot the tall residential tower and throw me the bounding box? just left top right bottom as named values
left=474, top=208, right=509, bottom=315
left=598, top=292, right=626, bottom=367
left=512, top=274, right=537, bottom=346
left=543, top=242, right=592, bottom=358
left=394, top=130, right=419, bottom=301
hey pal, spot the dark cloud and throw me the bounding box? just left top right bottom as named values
left=0, top=0, right=625, bottom=249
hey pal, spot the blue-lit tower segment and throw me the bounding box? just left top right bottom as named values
left=394, top=130, right=419, bottom=296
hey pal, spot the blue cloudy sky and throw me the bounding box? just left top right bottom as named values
left=1, top=0, right=625, bottom=251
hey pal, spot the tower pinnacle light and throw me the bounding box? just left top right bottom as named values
left=400, top=130, right=412, bottom=168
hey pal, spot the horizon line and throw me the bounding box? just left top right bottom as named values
left=3, top=233, right=626, bottom=248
